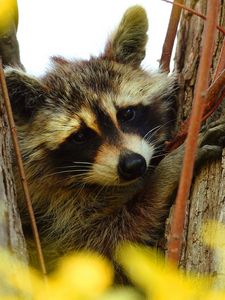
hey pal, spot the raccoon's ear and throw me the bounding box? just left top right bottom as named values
left=102, top=6, right=148, bottom=67
left=5, top=68, right=47, bottom=121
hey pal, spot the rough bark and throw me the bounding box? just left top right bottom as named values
left=0, top=1, right=29, bottom=296
left=0, top=1, right=23, bottom=69
left=0, top=24, right=23, bottom=69
left=0, top=93, right=29, bottom=294
left=172, top=0, right=225, bottom=287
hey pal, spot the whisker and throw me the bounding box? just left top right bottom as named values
left=52, top=175, right=85, bottom=187
left=43, top=169, right=89, bottom=178
left=143, top=119, right=176, bottom=142
left=92, top=183, right=109, bottom=203
left=55, top=165, right=91, bottom=170
left=151, top=153, right=165, bottom=160
left=84, top=172, right=117, bottom=185
left=151, top=144, right=164, bottom=152
left=145, top=135, right=163, bottom=146
left=143, top=125, right=161, bottom=140
left=72, top=161, right=93, bottom=165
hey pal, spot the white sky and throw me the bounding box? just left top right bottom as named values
left=17, top=0, right=172, bottom=75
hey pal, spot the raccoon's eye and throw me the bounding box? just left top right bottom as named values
left=117, top=107, right=136, bottom=123
left=72, top=129, right=90, bottom=144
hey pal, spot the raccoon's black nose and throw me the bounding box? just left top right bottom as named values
left=118, top=153, right=147, bottom=181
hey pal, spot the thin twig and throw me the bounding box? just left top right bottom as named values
left=162, top=0, right=225, bottom=35
left=167, top=0, right=220, bottom=265
left=214, top=40, right=225, bottom=80
left=159, top=0, right=184, bottom=72
left=203, top=70, right=225, bottom=119
left=166, top=70, right=225, bottom=151
left=0, top=57, right=47, bottom=277
left=202, top=90, right=225, bottom=122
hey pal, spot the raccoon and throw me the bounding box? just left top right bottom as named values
left=5, top=5, right=207, bottom=276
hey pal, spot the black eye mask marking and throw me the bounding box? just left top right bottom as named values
left=116, top=104, right=168, bottom=143
left=49, top=101, right=168, bottom=178
left=50, top=126, right=102, bottom=174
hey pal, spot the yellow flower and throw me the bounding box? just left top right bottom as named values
left=36, top=252, right=113, bottom=300
left=0, top=250, right=113, bottom=300
left=117, top=244, right=209, bottom=300
left=0, top=0, right=17, bottom=32
left=1, top=221, right=225, bottom=299
left=203, top=221, right=225, bottom=290
left=203, top=221, right=225, bottom=251
left=0, top=249, right=40, bottom=300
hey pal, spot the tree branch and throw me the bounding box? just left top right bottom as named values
left=159, top=0, right=184, bottom=72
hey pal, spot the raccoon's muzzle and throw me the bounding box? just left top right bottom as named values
left=118, top=151, right=147, bottom=180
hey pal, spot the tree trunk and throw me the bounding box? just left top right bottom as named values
left=0, top=3, right=29, bottom=296
left=0, top=94, right=29, bottom=295
left=173, top=0, right=225, bottom=287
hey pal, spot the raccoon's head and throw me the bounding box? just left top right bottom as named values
left=6, top=6, right=175, bottom=189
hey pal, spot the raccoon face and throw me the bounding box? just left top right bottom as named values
left=6, top=6, right=175, bottom=188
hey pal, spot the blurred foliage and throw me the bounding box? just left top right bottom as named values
left=0, top=221, right=225, bottom=299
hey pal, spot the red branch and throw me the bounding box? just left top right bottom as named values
left=167, top=0, right=220, bottom=265
left=214, top=40, right=225, bottom=80
left=0, top=58, right=47, bottom=278
left=167, top=70, right=225, bottom=151
left=162, top=0, right=225, bottom=35
left=162, top=0, right=225, bottom=151
left=203, top=70, right=225, bottom=120
left=160, top=0, right=184, bottom=73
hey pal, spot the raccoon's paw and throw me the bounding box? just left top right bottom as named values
left=200, top=119, right=225, bottom=147
left=152, top=120, right=225, bottom=190
left=196, top=145, right=222, bottom=169
left=196, top=121, right=225, bottom=167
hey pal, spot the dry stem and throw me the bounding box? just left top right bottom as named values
left=214, top=40, right=225, bottom=80
left=167, top=70, right=225, bottom=151
left=159, top=0, right=184, bottom=72
left=162, top=0, right=225, bottom=35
